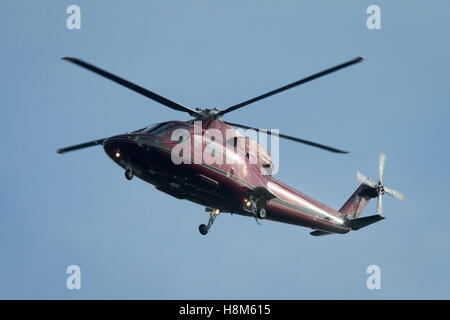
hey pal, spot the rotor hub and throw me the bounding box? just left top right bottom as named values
left=377, top=182, right=385, bottom=195
left=194, top=107, right=222, bottom=120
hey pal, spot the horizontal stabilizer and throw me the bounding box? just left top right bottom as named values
left=345, top=215, right=385, bottom=230
left=310, top=230, right=334, bottom=237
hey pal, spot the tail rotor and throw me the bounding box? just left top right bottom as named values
left=356, top=153, right=404, bottom=218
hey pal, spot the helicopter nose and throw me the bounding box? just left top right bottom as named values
left=103, top=133, right=157, bottom=162
left=103, top=134, right=138, bottom=159
left=103, top=134, right=134, bottom=146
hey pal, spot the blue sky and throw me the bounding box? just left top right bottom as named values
left=1, top=0, right=449, bottom=299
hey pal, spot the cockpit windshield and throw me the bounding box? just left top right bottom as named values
left=132, top=122, right=170, bottom=136
left=146, top=123, right=170, bottom=136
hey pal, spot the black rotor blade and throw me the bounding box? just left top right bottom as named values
left=57, top=138, right=106, bottom=154
left=218, top=57, right=363, bottom=116
left=62, top=57, right=199, bottom=117
left=224, top=121, right=348, bottom=154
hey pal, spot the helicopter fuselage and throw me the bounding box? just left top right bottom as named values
left=102, top=119, right=350, bottom=234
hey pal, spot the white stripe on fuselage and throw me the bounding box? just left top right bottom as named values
left=267, top=181, right=344, bottom=224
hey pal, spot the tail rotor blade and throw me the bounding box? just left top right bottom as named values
left=377, top=195, right=383, bottom=217
left=355, top=171, right=367, bottom=182
left=379, top=153, right=385, bottom=184
left=356, top=171, right=377, bottom=188
left=384, top=187, right=405, bottom=202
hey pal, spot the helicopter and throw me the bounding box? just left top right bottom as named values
left=57, top=56, right=404, bottom=236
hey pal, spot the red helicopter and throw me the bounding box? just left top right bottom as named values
left=58, top=57, right=404, bottom=236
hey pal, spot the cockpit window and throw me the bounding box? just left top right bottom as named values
left=131, top=123, right=162, bottom=134
left=131, top=127, right=147, bottom=133
left=146, top=123, right=170, bottom=137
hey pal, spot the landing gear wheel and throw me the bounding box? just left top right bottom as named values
left=125, top=169, right=134, bottom=180
left=257, top=208, right=267, bottom=219
left=199, top=224, right=208, bottom=235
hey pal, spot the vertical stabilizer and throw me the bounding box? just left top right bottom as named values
left=338, top=184, right=377, bottom=219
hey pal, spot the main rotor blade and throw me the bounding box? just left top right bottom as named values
left=224, top=121, right=348, bottom=153
left=57, top=138, right=106, bottom=154
left=218, top=57, right=363, bottom=116
left=62, top=57, right=199, bottom=117
left=379, top=153, right=386, bottom=184
left=356, top=171, right=378, bottom=189
left=384, top=187, right=405, bottom=202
